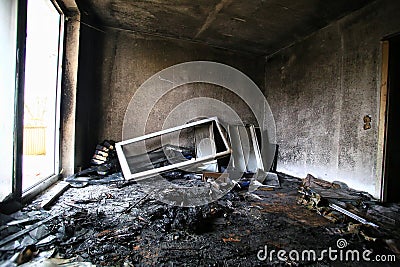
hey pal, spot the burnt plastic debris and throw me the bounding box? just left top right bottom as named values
left=90, top=140, right=117, bottom=166
left=67, top=143, right=196, bottom=187
left=2, top=173, right=400, bottom=266
left=162, top=171, right=184, bottom=180
left=66, top=167, right=124, bottom=188
left=297, top=174, right=375, bottom=224
left=66, top=140, right=122, bottom=187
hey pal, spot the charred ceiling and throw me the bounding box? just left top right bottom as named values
left=78, top=0, right=373, bottom=55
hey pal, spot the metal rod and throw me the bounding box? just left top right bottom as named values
left=329, top=203, right=378, bottom=228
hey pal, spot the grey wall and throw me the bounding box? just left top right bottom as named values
left=74, top=27, right=265, bottom=167
left=265, top=0, right=400, bottom=198
left=97, top=29, right=265, bottom=142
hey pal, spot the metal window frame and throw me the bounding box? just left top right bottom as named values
left=116, top=117, right=231, bottom=181
left=194, top=121, right=218, bottom=172
left=22, top=0, right=65, bottom=201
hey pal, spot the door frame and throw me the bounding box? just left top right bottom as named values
left=377, top=40, right=389, bottom=202
left=377, top=33, right=400, bottom=202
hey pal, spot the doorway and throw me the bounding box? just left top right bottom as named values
left=382, top=34, right=400, bottom=202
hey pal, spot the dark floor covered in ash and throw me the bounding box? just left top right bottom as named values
left=1, top=172, right=399, bottom=266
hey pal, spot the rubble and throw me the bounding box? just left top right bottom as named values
left=0, top=214, right=59, bottom=247
left=2, top=118, right=400, bottom=265
left=298, top=173, right=400, bottom=259
left=90, top=140, right=117, bottom=166
left=63, top=118, right=279, bottom=208
left=1, top=173, right=399, bottom=266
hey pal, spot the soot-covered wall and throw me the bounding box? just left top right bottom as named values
left=74, top=27, right=265, bottom=168
left=74, top=23, right=266, bottom=169
left=265, top=0, right=400, bottom=198
left=96, top=29, right=265, bottom=142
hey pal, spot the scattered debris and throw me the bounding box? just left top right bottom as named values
left=297, top=174, right=374, bottom=223
left=298, top=174, right=400, bottom=258
left=1, top=173, right=399, bottom=265
left=90, top=140, right=117, bottom=166
left=0, top=214, right=59, bottom=247
left=65, top=118, right=280, bottom=203
left=3, top=117, right=400, bottom=265
left=329, top=203, right=378, bottom=227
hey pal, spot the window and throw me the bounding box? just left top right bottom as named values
left=0, top=0, right=64, bottom=202
left=0, top=0, right=18, bottom=201
left=23, top=0, right=63, bottom=191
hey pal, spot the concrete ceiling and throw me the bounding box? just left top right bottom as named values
left=80, top=0, right=373, bottom=55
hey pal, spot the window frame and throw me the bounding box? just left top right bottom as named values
left=11, top=0, right=66, bottom=204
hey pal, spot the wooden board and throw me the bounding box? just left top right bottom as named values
left=376, top=40, right=389, bottom=201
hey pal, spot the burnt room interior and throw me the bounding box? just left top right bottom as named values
left=1, top=0, right=400, bottom=265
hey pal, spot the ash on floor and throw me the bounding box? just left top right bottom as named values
left=0, top=173, right=399, bottom=266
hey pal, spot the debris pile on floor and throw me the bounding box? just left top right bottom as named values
left=298, top=173, right=400, bottom=258
left=90, top=140, right=117, bottom=166
left=1, top=173, right=400, bottom=265
left=0, top=181, right=265, bottom=266
left=298, top=174, right=374, bottom=224
left=1, top=117, right=400, bottom=265
left=66, top=140, right=123, bottom=188
left=65, top=118, right=280, bottom=206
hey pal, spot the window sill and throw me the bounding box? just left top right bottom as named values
left=22, top=174, right=60, bottom=204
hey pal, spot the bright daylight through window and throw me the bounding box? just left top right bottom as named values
left=0, top=0, right=63, bottom=201
left=23, top=0, right=63, bottom=190
left=0, top=0, right=18, bottom=201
